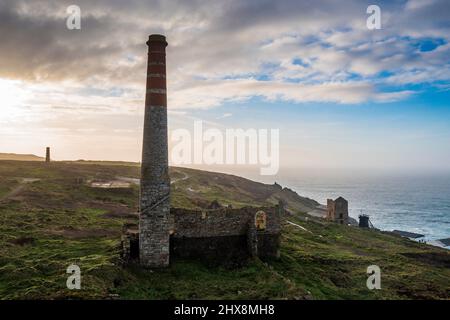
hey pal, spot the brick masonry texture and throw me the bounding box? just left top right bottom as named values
left=170, top=206, right=281, bottom=238
left=170, top=206, right=281, bottom=264
left=139, top=34, right=170, bottom=267
left=125, top=206, right=281, bottom=266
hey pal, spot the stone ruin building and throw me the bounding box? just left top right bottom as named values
left=358, top=214, right=371, bottom=228
left=327, top=196, right=349, bottom=225
left=122, top=34, right=281, bottom=268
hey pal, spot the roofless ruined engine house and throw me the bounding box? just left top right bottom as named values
left=122, top=35, right=281, bottom=267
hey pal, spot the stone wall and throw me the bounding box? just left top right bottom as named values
left=122, top=206, right=282, bottom=266
left=121, top=225, right=139, bottom=262
left=123, top=205, right=282, bottom=266
left=170, top=206, right=281, bottom=263
left=170, top=235, right=250, bottom=266
left=170, top=206, right=281, bottom=238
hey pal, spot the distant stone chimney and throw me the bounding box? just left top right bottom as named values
left=45, top=147, right=51, bottom=163
left=139, top=34, right=170, bottom=267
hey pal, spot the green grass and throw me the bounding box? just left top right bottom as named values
left=0, top=160, right=449, bottom=300
left=117, top=259, right=302, bottom=300
left=0, top=178, right=19, bottom=198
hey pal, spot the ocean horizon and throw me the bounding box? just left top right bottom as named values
left=235, top=167, right=450, bottom=244
left=276, top=169, right=450, bottom=243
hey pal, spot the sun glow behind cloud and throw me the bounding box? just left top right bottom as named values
left=0, top=79, right=29, bottom=121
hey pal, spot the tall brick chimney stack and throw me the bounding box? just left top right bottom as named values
left=139, top=34, right=170, bottom=267
left=45, top=147, right=51, bottom=163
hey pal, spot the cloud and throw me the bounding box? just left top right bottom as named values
left=0, top=0, right=449, bottom=112
left=217, top=113, right=232, bottom=119
left=169, top=79, right=414, bottom=108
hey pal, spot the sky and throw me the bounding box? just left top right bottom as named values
left=0, top=0, right=450, bottom=176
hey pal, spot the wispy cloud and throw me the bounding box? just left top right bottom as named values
left=216, top=113, right=232, bottom=119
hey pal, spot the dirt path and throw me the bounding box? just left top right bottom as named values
left=286, top=220, right=313, bottom=234
left=0, top=178, right=40, bottom=202
left=171, top=171, right=189, bottom=184
left=114, top=171, right=190, bottom=186
left=0, top=185, right=25, bottom=202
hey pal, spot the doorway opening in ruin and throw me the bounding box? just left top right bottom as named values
left=129, top=237, right=139, bottom=260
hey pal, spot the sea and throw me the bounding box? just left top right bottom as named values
left=245, top=168, right=450, bottom=243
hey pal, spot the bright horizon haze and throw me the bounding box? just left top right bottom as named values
left=1, top=0, right=450, bottom=175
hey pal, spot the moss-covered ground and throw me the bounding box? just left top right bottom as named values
left=0, top=160, right=448, bottom=299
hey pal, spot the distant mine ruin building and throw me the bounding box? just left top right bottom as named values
left=134, top=34, right=281, bottom=268
left=359, top=214, right=370, bottom=228
left=327, top=196, right=349, bottom=225
left=45, top=147, right=51, bottom=163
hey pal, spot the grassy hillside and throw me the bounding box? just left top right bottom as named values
left=170, top=166, right=319, bottom=212
left=0, top=160, right=448, bottom=300
left=0, top=153, right=44, bottom=161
